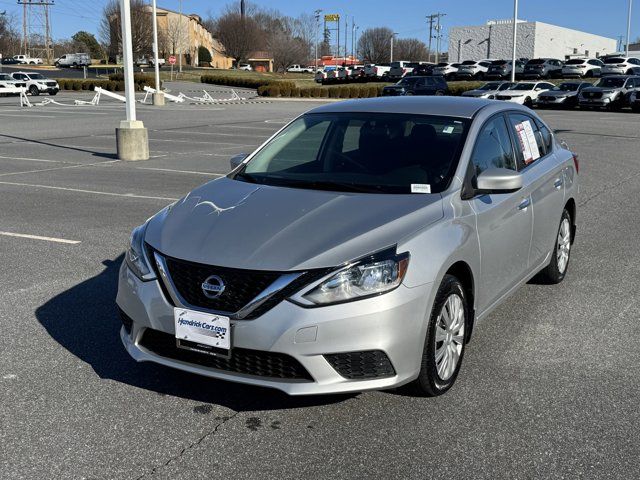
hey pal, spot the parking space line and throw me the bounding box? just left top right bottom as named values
left=0, top=155, right=67, bottom=164
left=135, top=167, right=224, bottom=176
left=0, top=159, right=119, bottom=178
left=0, top=181, right=178, bottom=201
left=0, top=113, right=57, bottom=118
left=147, top=137, right=258, bottom=146
left=0, top=231, right=81, bottom=245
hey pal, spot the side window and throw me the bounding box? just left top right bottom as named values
left=470, top=115, right=516, bottom=176
left=507, top=113, right=545, bottom=168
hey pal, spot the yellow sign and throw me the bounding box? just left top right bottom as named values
left=324, top=14, right=340, bottom=21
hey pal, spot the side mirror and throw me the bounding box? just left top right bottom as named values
left=229, top=153, right=248, bottom=170
left=476, top=168, right=523, bottom=193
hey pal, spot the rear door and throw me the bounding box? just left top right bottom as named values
left=467, top=114, right=533, bottom=312
left=506, top=112, right=566, bottom=268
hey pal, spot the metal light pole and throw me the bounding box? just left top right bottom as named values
left=116, top=0, right=149, bottom=161
left=178, top=0, right=183, bottom=73
left=511, top=0, right=519, bottom=83
left=314, top=9, right=321, bottom=71
left=151, top=0, right=164, bottom=105
left=390, top=32, right=398, bottom=62
left=626, top=0, right=633, bottom=56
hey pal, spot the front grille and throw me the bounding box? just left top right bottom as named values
left=165, top=255, right=281, bottom=314
left=140, top=328, right=313, bottom=381
left=584, top=91, right=602, bottom=99
left=46, top=81, right=57, bottom=87
left=324, top=350, right=396, bottom=380
left=496, top=95, right=511, bottom=100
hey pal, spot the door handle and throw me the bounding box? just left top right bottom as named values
left=517, top=198, right=531, bottom=210
left=553, top=178, right=563, bottom=189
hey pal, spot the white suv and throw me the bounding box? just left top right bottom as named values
left=601, top=57, right=640, bottom=76
left=493, top=81, right=555, bottom=106
left=432, top=62, right=461, bottom=79
left=455, top=60, right=493, bottom=79
left=562, top=58, right=604, bottom=78
left=11, top=72, right=59, bottom=96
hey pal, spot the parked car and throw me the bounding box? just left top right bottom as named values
left=381, top=76, right=448, bottom=96
left=349, top=66, right=366, bottom=80
left=411, top=63, right=436, bottom=76
left=337, top=65, right=364, bottom=81
left=522, top=58, right=564, bottom=79
left=364, top=63, right=391, bottom=78
left=461, top=81, right=516, bottom=98
left=10, top=71, right=59, bottom=96
left=117, top=96, right=578, bottom=397
left=54, top=53, right=91, bottom=68
left=135, top=56, right=165, bottom=68
left=536, top=82, right=592, bottom=108
left=485, top=59, right=526, bottom=79
left=0, top=72, right=26, bottom=95
left=1, top=57, right=20, bottom=65
left=388, top=61, right=414, bottom=80
left=455, top=60, right=493, bottom=80
left=238, top=63, right=252, bottom=71
left=287, top=64, right=314, bottom=73
left=561, top=58, right=603, bottom=78
left=578, top=75, right=640, bottom=110
left=314, top=66, right=336, bottom=83
left=13, top=54, right=43, bottom=65
left=492, top=81, right=555, bottom=106
left=600, top=57, right=640, bottom=76
left=629, top=90, right=640, bottom=112
left=432, top=62, right=461, bottom=79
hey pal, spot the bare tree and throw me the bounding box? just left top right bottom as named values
left=212, top=12, right=260, bottom=66
left=357, top=27, right=394, bottom=64
left=163, top=16, right=188, bottom=58
left=99, top=0, right=153, bottom=61
left=394, top=38, right=429, bottom=61
left=0, top=13, right=21, bottom=55
left=270, top=31, right=307, bottom=72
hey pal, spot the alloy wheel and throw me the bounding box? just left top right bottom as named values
left=557, top=218, right=571, bottom=274
left=434, top=294, right=465, bottom=381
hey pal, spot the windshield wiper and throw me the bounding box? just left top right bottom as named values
left=234, top=171, right=260, bottom=184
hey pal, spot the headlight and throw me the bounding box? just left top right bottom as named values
left=488, top=94, right=496, bottom=99
left=294, top=250, right=410, bottom=306
left=126, top=223, right=156, bottom=281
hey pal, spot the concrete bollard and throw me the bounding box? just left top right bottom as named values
left=152, top=92, right=165, bottom=106
left=116, top=120, right=149, bottom=161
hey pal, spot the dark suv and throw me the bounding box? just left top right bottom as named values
left=381, top=76, right=448, bottom=96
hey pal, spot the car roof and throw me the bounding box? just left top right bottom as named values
left=307, top=96, right=496, bottom=119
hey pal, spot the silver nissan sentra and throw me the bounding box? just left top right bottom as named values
left=117, top=97, right=578, bottom=396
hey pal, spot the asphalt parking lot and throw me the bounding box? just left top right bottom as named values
left=1, top=85, right=640, bottom=479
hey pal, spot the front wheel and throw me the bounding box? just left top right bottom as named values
left=408, top=275, right=468, bottom=396
left=538, top=209, right=572, bottom=284
left=524, top=96, right=533, bottom=108
left=29, top=85, right=39, bottom=96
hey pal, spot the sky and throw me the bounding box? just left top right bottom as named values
left=0, top=0, right=637, bottom=49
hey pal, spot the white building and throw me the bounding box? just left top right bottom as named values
left=449, top=19, right=617, bottom=61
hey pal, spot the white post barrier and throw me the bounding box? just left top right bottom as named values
left=142, top=86, right=184, bottom=103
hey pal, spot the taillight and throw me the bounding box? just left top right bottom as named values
left=572, top=152, right=579, bottom=174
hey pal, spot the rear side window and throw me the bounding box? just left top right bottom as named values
left=507, top=113, right=545, bottom=168
left=470, top=115, right=516, bottom=175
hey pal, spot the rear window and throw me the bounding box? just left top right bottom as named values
left=565, top=59, right=586, bottom=65
left=527, top=59, right=546, bottom=65
left=491, top=60, right=508, bottom=65
left=604, top=57, right=625, bottom=64
left=390, top=62, right=401, bottom=68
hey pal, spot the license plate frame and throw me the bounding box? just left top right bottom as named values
left=174, top=308, right=232, bottom=359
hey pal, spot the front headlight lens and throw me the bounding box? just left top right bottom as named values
left=126, top=223, right=156, bottom=281
left=301, top=253, right=409, bottom=306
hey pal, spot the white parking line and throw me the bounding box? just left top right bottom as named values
left=0, top=159, right=119, bottom=178
left=0, top=113, right=56, bottom=118
left=0, top=231, right=81, bottom=244
left=0, top=181, right=178, bottom=201
left=0, top=154, right=67, bottom=164
left=135, top=167, right=224, bottom=176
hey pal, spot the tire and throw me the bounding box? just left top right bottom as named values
left=435, top=90, right=445, bottom=96
left=475, top=72, right=484, bottom=80
left=538, top=209, right=572, bottom=284
left=407, top=275, right=468, bottom=397
left=584, top=70, right=593, bottom=78
left=524, top=97, right=533, bottom=108
left=29, top=85, right=39, bottom=96
left=49, top=91, right=57, bottom=96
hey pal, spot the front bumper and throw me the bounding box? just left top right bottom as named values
left=579, top=96, right=613, bottom=107
left=116, top=262, right=434, bottom=395
left=496, top=96, right=527, bottom=104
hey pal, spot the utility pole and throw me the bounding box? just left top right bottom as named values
left=626, top=0, right=633, bottom=56
left=344, top=17, right=348, bottom=63
left=390, top=32, right=398, bottom=62
left=434, top=13, right=446, bottom=64
left=18, top=0, right=55, bottom=63
left=151, top=0, right=164, bottom=105
left=426, top=14, right=436, bottom=63
left=240, top=0, right=245, bottom=18
left=511, top=0, right=519, bottom=82
left=351, top=18, right=355, bottom=60
left=314, top=9, right=321, bottom=71
left=178, top=0, right=183, bottom=72
left=116, top=0, right=149, bottom=161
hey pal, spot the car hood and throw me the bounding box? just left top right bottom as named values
left=541, top=90, right=576, bottom=97
left=581, top=86, right=619, bottom=93
left=145, top=177, right=444, bottom=271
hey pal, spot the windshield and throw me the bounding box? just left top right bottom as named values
left=566, top=59, right=586, bottom=65
left=233, top=113, right=470, bottom=194
left=527, top=59, right=546, bottom=65
left=491, top=60, right=508, bottom=65
left=595, top=77, right=625, bottom=88
left=510, top=83, right=535, bottom=90
left=554, top=83, right=581, bottom=91
left=479, top=82, right=502, bottom=90
left=0, top=74, right=12, bottom=80
left=28, top=73, right=45, bottom=79
left=604, top=57, right=625, bottom=64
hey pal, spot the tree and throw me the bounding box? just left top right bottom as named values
left=198, top=45, right=212, bottom=64
left=99, top=0, right=153, bottom=62
left=393, top=38, right=429, bottom=61
left=357, top=27, right=394, bottom=64
left=0, top=13, right=21, bottom=55
left=270, top=31, right=307, bottom=72
left=164, top=16, right=188, bottom=58
left=72, top=31, right=104, bottom=59
left=213, top=12, right=260, bottom=66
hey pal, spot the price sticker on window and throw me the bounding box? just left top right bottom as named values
left=515, top=120, right=540, bottom=165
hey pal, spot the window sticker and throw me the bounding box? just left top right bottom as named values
left=515, top=120, right=540, bottom=165
left=411, top=183, right=431, bottom=194
left=442, top=126, right=454, bottom=134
